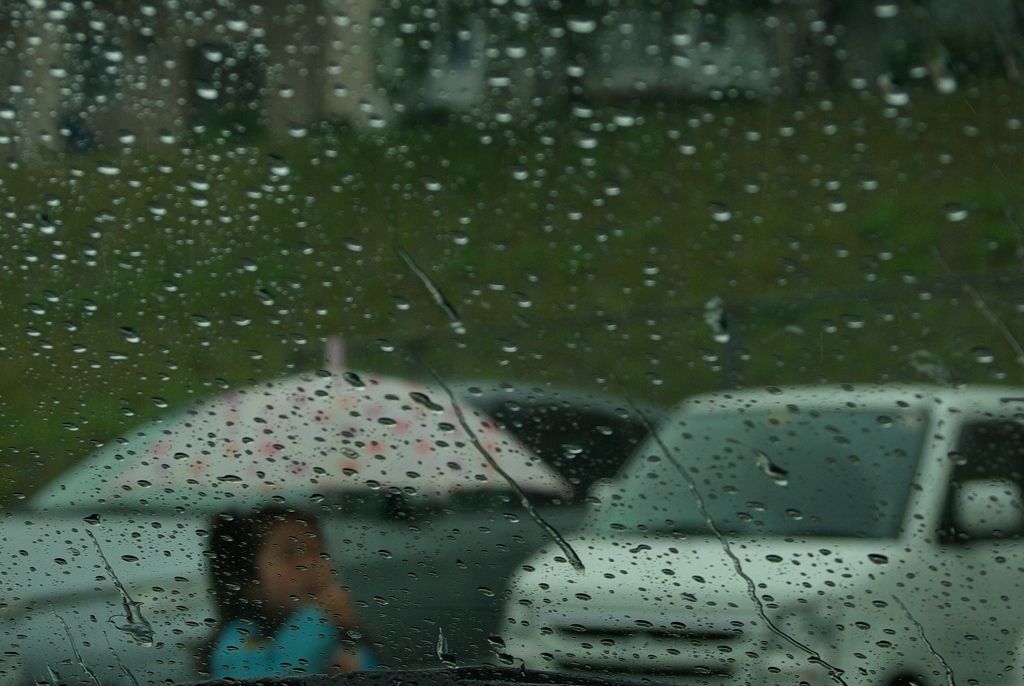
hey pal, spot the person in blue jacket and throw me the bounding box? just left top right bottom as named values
left=207, top=505, right=377, bottom=677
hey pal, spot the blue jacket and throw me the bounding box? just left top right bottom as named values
left=210, top=607, right=376, bottom=677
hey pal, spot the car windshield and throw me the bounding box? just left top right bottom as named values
left=3, top=2, right=1024, bottom=686
left=595, top=407, right=928, bottom=538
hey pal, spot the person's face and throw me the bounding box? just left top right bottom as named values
left=252, top=517, right=331, bottom=607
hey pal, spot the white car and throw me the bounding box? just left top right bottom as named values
left=501, top=385, right=1024, bottom=686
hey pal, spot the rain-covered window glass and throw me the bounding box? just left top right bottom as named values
left=597, top=408, right=926, bottom=538
left=5, top=2, right=1024, bottom=686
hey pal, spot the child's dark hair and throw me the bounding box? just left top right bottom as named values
left=207, top=504, right=325, bottom=626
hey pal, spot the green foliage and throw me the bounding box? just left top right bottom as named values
left=3, top=82, right=1024, bottom=505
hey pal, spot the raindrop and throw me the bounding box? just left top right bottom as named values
left=972, top=347, right=995, bottom=364
left=708, top=202, right=732, bottom=221
left=947, top=451, right=968, bottom=466
left=118, top=130, right=136, bottom=145
left=410, top=392, right=444, bottom=412
left=188, top=176, right=211, bottom=191
left=574, top=133, right=598, bottom=150
left=612, top=112, right=636, bottom=127
left=505, top=45, right=527, bottom=59
left=766, top=554, right=783, bottom=563
left=120, top=555, right=139, bottom=563
left=195, top=84, right=219, bottom=101
left=511, top=166, right=529, bottom=181
left=874, top=2, right=899, bottom=18
left=226, top=17, right=249, bottom=31
left=451, top=231, right=469, bottom=246
left=858, top=175, right=880, bottom=191
left=192, top=314, right=212, bottom=328
left=119, top=327, right=141, bottom=344
left=424, top=178, right=443, bottom=192
left=201, top=45, right=223, bottom=62
left=753, top=450, right=789, bottom=486
left=83, top=513, right=101, bottom=526
left=343, top=237, right=364, bottom=252
left=268, top=155, right=290, bottom=176
left=884, top=90, right=910, bottom=107
left=96, top=162, right=121, bottom=176
left=566, top=17, right=597, bottom=34
left=868, top=553, right=889, bottom=565
left=287, top=123, right=308, bottom=138
left=343, top=371, right=365, bottom=388
left=842, top=315, right=866, bottom=329
left=826, top=195, right=847, bottom=213
left=944, top=204, right=969, bottom=222
left=147, top=202, right=167, bottom=217
left=151, top=397, right=168, bottom=408
left=785, top=509, right=803, bottom=520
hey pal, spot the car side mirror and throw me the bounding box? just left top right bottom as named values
left=954, top=479, right=1024, bottom=539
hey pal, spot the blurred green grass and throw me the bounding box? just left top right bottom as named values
left=4, top=80, right=1024, bottom=504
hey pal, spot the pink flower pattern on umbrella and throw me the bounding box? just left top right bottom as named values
left=51, top=372, right=569, bottom=510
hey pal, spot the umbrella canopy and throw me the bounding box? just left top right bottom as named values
left=31, top=372, right=571, bottom=512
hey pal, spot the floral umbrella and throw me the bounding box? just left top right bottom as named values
left=31, top=371, right=571, bottom=512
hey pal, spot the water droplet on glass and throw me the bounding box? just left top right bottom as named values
left=612, top=112, right=636, bottom=127
left=574, top=133, right=598, bottom=150
left=287, top=123, right=308, bottom=138
left=766, top=554, right=783, bottom=562
left=708, top=202, right=732, bottom=221
left=196, top=84, right=219, bottom=101
left=858, top=174, right=879, bottom=191
left=884, top=90, right=910, bottom=106
left=566, top=17, right=597, bottom=34
left=754, top=450, right=789, bottom=486
left=343, top=371, right=365, bottom=388
left=505, top=45, right=527, bottom=59
left=410, top=392, right=445, bottom=412
left=511, top=166, right=529, bottom=181
left=972, top=347, right=995, bottom=364
left=147, top=202, right=167, bottom=217
left=424, top=178, right=443, bottom=192
left=868, top=553, right=889, bottom=565
left=119, top=327, right=141, bottom=344
left=268, top=155, right=290, bottom=176
left=826, top=195, right=847, bottom=212
left=944, top=203, right=968, bottom=222
left=96, top=162, right=121, bottom=176
left=874, top=2, right=899, bottom=18
left=344, top=237, right=363, bottom=252
left=947, top=451, right=968, bottom=466
left=84, top=513, right=101, bottom=525
left=226, top=17, right=249, bottom=31
left=201, top=45, right=224, bottom=62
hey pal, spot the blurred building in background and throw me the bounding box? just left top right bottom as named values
left=0, top=0, right=1020, bottom=153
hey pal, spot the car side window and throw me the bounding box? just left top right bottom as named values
left=940, top=421, right=1024, bottom=543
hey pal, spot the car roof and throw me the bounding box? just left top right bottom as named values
left=673, top=383, right=1024, bottom=416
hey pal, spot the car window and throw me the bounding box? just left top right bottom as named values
left=597, top=407, right=926, bottom=538
left=3, top=2, right=1024, bottom=686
